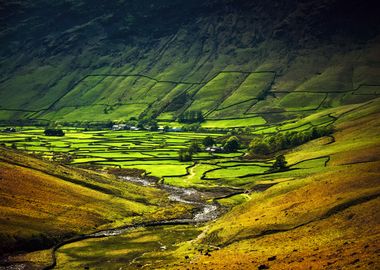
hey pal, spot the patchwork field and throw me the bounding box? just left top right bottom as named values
left=1, top=99, right=379, bottom=269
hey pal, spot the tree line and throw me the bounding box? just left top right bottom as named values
left=178, top=135, right=241, bottom=161
left=178, top=110, right=204, bottom=123
left=249, top=125, right=334, bottom=156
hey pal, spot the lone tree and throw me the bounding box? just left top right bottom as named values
left=272, top=155, right=288, bottom=171
left=202, top=136, right=215, bottom=147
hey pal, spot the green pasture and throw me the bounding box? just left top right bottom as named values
left=218, top=72, right=274, bottom=108
left=0, top=103, right=347, bottom=187
left=205, top=165, right=269, bottom=179
left=278, top=92, right=326, bottom=111
left=291, top=157, right=329, bottom=169
left=208, top=100, right=256, bottom=119
left=202, top=117, right=266, bottom=128
left=186, top=72, right=248, bottom=113
left=164, top=163, right=220, bottom=188
left=98, top=162, right=191, bottom=177
left=216, top=193, right=251, bottom=207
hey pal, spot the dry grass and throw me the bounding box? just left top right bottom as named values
left=0, top=148, right=191, bottom=257
left=177, top=198, right=380, bottom=269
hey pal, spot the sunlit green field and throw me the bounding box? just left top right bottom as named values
left=0, top=102, right=342, bottom=187
left=1, top=100, right=376, bottom=190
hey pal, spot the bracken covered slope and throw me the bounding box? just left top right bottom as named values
left=0, top=147, right=190, bottom=257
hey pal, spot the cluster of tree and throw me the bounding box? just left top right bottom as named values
left=113, top=117, right=158, bottom=131
left=249, top=126, right=334, bottom=156
left=178, top=142, right=201, bottom=162
left=181, top=123, right=201, bottom=132
left=44, top=129, right=65, bottom=136
left=178, top=110, right=204, bottom=123
left=223, top=136, right=240, bottom=152
left=179, top=135, right=243, bottom=162
left=136, top=118, right=158, bottom=131
left=202, top=136, right=215, bottom=147
left=204, top=135, right=241, bottom=152
left=103, top=105, right=115, bottom=114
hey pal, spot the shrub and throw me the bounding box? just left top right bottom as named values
left=182, top=123, right=201, bottom=132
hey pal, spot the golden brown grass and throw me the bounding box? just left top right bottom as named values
left=0, top=147, right=192, bottom=259
left=163, top=100, right=380, bottom=269
left=177, top=198, right=379, bottom=269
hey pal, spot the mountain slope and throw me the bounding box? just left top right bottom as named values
left=1, top=0, right=379, bottom=124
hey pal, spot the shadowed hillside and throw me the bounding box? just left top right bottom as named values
left=1, top=0, right=379, bottom=124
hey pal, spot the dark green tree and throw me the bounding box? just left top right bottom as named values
left=189, top=142, right=201, bottom=154
left=223, top=136, right=240, bottom=152
left=178, top=149, right=192, bottom=162
left=272, top=155, right=288, bottom=171
left=178, top=110, right=204, bottom=123
left=250, top=142, right=270, bottom=155
left=149, top=120, right=158, bottom=131
left=202, top=136, right=215, bottom=147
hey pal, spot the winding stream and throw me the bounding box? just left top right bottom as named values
left=119, top=175, right=221, bottom=222
left=40, top=175, right=225, bottom=269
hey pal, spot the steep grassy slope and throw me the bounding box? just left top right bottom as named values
left=0, top=147, right=191, bottom=257
left=0, top=0, right=379, bottom=124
